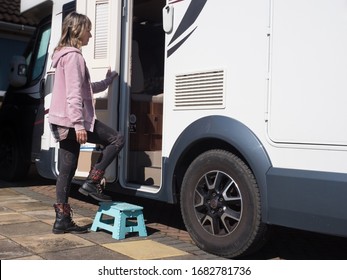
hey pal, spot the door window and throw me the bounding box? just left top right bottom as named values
left=31, top=25, right=51, bottom=82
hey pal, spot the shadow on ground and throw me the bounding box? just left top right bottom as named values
left=72, top=184, right=347, bottom=260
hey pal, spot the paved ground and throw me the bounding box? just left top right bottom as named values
left=0, top=177, right=225, bottom=260
left=1, top=165, right=347, bottom=260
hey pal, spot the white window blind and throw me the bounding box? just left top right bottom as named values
left=94, top=0, right=109, bottom=59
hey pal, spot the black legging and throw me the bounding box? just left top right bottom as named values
left=56, top=120, right=124, bottom=203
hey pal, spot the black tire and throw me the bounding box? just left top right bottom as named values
left=180, top=149, right=267, bottom=258
left=0, top=126, right=31, bottom=181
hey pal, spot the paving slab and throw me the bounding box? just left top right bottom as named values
left=0, top=221, right=52, bottom=237
left=0, top=212, right=36, bottom=225
left=40, top=244, right=132, bottom=260
left=12, top=233, right=95, bottom=254
left=21, top=209, right=56, bottom=220
left=0, top=188, right=20, bottom=196
left=103, top=239, right=190, bottom=260
left=79, top=229, right=122, bottom=245
left=13, top=255, right=44, bottom=260
left=3, top=201, right=52, bottom=212
left=0, top=195, right=38, bottom=204
left=0, top=206, right=15, bottom=213
left=0, top=239, right=34, bottom=259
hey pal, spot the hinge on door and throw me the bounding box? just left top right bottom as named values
left=266, top=26, right=271, bottom=37
left=122, top=0, right=127, bottom=17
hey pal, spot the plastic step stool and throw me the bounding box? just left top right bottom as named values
left=91, top=202, right=147, bottom=240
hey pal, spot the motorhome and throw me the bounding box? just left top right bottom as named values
left=1, top=0, right=347, bottom=258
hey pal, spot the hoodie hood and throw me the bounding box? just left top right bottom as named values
left=52, top=47, right=82, bottom=68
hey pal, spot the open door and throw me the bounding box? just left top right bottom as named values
left=122, top=0, right=166, bottom=190
left=72, top=0, right=123, bottom=182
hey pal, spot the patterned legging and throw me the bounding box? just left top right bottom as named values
left=56, top=120, right=124, bottom=203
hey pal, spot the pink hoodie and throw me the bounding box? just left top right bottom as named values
left=48, top=47, right=112, bottom=132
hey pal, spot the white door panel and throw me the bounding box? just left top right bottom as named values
left=268, top=0, right=347, bottom=146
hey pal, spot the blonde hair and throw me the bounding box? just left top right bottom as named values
left=55, top=12, right=91, bottom=51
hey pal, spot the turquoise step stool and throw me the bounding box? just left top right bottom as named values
left=91, top=202, right=147, bottom=240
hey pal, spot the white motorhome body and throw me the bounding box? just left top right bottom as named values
left=2, top=0, right=347, bottom=257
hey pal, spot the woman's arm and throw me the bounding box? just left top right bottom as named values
left=64, top=52, right=86, bottom=131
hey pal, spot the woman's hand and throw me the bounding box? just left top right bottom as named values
left=106, top=67, right=118, bottom=80
left=76, top=129, right=87, bottom=144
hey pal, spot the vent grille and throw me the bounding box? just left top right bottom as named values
left=94, top=0, right=109, bottom=59
left=174, top=70, right=225, bottom=110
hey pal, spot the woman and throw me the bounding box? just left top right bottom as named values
left=48, top=12, right=124, bottom=234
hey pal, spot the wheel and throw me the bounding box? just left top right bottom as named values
left=0, top=126, right=31, bottom=181
left=180, top=149, right=267, bottom=258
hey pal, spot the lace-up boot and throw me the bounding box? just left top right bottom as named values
left=52, top=203, right=89, bottom=234
left=78, top=168, right=112, bottom=202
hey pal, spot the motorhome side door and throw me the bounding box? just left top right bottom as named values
left=73, top=0, right=123, bottom=182
left=268, top=0, right=347, bottom=146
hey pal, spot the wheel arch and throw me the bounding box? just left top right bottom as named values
left=164, top=115, right=272, bottom=221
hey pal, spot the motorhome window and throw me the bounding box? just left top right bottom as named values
left=62, top=1, right=76, bottom=19
left=31, top=24, right=51, bottom=81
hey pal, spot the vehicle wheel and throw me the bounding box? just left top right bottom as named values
left=180, top=149, right=267, bottom=258
left=0, top=127, right=30, bottom=181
